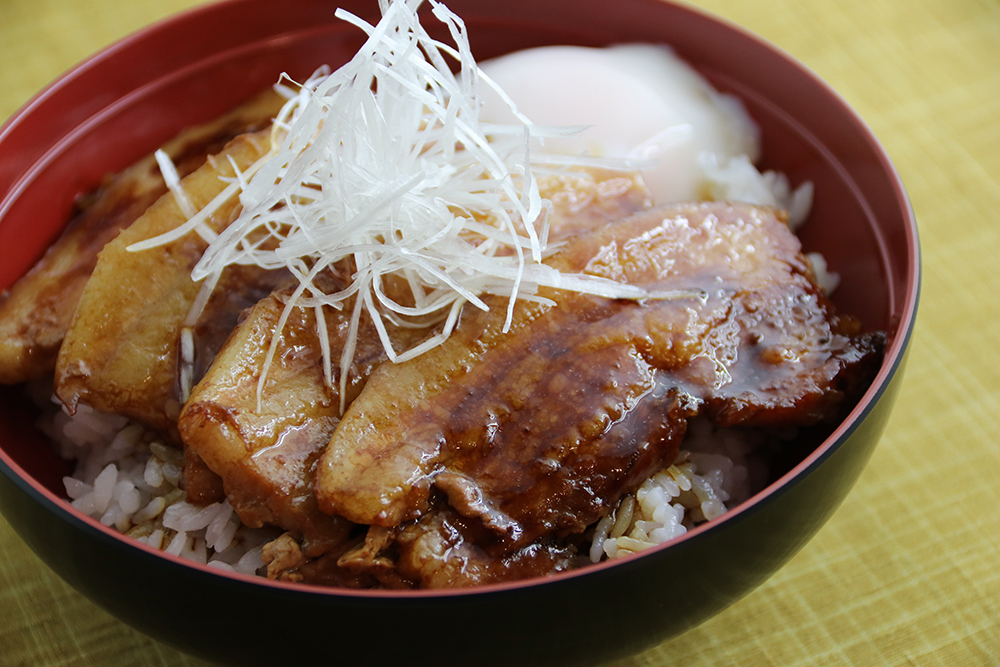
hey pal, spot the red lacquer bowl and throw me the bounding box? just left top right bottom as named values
left=0, top=1, right=919, bottom=665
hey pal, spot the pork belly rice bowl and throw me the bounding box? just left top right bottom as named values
left=0, top=0, right=918, bottom=665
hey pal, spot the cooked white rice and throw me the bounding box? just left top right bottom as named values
left=33, top=388, right=275, bottom=576
left=588, top=419, right=774, bottom=562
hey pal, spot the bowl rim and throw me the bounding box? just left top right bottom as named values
left=0, top=0, right=921, bottom=600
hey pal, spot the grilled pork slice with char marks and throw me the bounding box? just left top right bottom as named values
left=314, top=201, right=883, bottom=587
left=54, top=128, right=286, bottom=441
left=178, top=273, right=437, bottom=557
left=0, top=91, right=285, bottom=385
left=54, top=126, right=291, bottom=504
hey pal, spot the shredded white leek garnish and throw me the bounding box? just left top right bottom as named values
left=155, top=149, right=198, bottom=220
left=130, top=0, right=695, bottom=407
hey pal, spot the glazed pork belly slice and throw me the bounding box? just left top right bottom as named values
left=0, top=90, right=286, bottom=384
left=178, top=274, right=436, bottom=558
left=54, top=128, right=286, bottom=439
left=537, top=168, right=651, bottom=241
left=54, top=127, right=290, bottom=504
left=314, top=201, right=884, bottom=587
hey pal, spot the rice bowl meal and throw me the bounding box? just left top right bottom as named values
left=0, top=0, right=886, bottom=591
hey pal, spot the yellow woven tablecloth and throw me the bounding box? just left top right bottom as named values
left=1, top=0, right=998, bottom=665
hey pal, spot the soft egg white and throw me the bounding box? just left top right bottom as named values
left=478, top=44, right=761, bottom=204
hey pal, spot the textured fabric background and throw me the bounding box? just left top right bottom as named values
left=1, top=0, right=998, bottom=665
